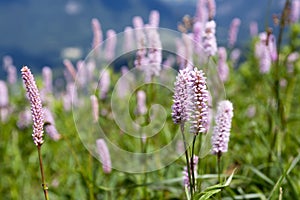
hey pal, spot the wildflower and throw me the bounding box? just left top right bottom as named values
left=0, top=80, right=10, bottom=122
left=291, top=0, right=300, bottom=23
left=255, top=31, right=277, bottom=74
left=42, top=66, right=53, bottom=94
left=90, top=95, right=99, bottom=122
left=136, top=90, right=147, bottom=115
left=21, top=66, right=44, bottom=146
left=91, top=18, right=103, bottom=53
left=182, top=155, right=199, bottom=190
left=228, top=18, right=241, bottom=48
left=149, top=10, right=160, bottom=28
left=123, top=26, right=134, bottom=53
left=211, top=100, right=233, bottom=154
left=171, top=68, right=190, bottom=124
left=230, top=48, right=241, bottom=67
left=195, top=0, right=208, bottom=23
left=188, top=68, right=209, bottom=135
left=203, top=20, right=217, bottom=57
left=7, top=65, right=17, bottom=84
left=63, top=59, right=77, bottom=80
left=249, top=21, right=258, bottom=37
left=133, top=16, right=148, bottom=70
left=207, top=0, right=216, bottom=20
left=17, top=108, right=32, bottom=129
left=182, top=33, right=194, bottom=70
left=105, top=29, right=117, bottom=61
left=217, top=47, right=229, bottom=82
left=98, top=69, right=110, bottom=100
left=96, top=139, right=112, bottom=174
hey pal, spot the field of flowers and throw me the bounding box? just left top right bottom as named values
left=0, top=0, right=300, bottom=199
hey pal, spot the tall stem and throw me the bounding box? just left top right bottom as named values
left=37, top=145, right=49, bottom=200
left=180, top=123, right=193, bottom=198
left=190, top=135, right=198, bottom=192
left=217, top=152, right=222, bottom=200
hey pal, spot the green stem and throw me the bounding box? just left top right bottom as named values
left=37, top=145, right=50, bottom=200
left=88, top=154, right=95, bottom=200
left=217, top=152, right=222, bottom=200
left=181, top=123, right=193, bottom=199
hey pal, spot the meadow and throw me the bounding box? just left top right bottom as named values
left=0, top=0, right=300, bottom=199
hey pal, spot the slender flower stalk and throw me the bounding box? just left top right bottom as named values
left=217, top=47, right=229, bottom=82
left=136, top=90, right=147, bottom=115
left=90, top=95, right=99, bottom=122
left=228, top=18, right=241, bottom=48
left=123, top=26, right=134, bottom=53
left=21, top=66, right=49, bottom=200
left=291, top=0, right=300, bottom=23
left=183, top=155, right=199, bottom=191
left=104, top=29, right=117, bottom=61
left=96, top=139, right=112, bottom=174
left=0, top=80, right=10, bottom=122
left=211, top=100, right=233, bottom=184
left=91, top=18, right=103, bottom=54
left=203, top=20, right=218, bottom=57
left=43, top=107, right=61, bottom=141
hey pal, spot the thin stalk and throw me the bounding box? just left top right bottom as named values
left=88, top=154, right=95, bottom=200
left=37, top=145, right=49, bottom=200
left=181, top=123, right=193, bottom=198
left=190, top=135, right=198, bottom=192
left=217, top=152, right=222, bottom=200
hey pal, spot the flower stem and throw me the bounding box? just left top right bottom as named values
left=190, top=135, right=198, bottom=192
left=37, top=145, right=49, bottom=200
left=180, top=123, right=193, bottom=198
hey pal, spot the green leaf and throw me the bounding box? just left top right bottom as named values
left=247, top=166, right=275, bottom=185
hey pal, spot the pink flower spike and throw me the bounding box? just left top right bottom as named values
left=96, top=139, right=112, bottom=174
left=21, top=66, right=44, bottom=146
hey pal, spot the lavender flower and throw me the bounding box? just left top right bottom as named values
left=188, top=68, right=209, bottom=135
left=230, top=48, right=241, bottom=66
left=91, top=18, right=103, bottom=53
left=203, top=20, right=217, bottom=57
left=90, top=95, right=99, bottom=122
left=195, top=0, right=208, bottom=23
left=105, top=29, right=117, bottom=61
left=21, top=66, right=44, bottom=146
left=182, top=33, right=194, bottom=70
left=211, top=100, right=233, bottom=154
left=42, top=66, right=53, bottom=94
left=63, top=59, right=77, bottom=80
left=287, top=52, right=299, bottom=73
left=228, top=18, right=241, bottom=48
left=255, top=32, right=277, bottom=74
left=43, top=107, right=61, bottom=141
left=171, top=68, right=190, bottom=124
left=291, top=0, right=300, bottom=23
left=207, top=0, right=216, bottom=20
left=133, top=16, right=148, bottom=70
left=217, top=47, right=229, bottom=82
left=2, top=55, right=13, bottom=70
left=17, top=108, right=32, bottom=129
left=182, top=155, right=199, bottom=190
left=136, top=90, right=147, bottom=115
left=249, top=21, right=258, bottom=37
left=149, top=10, right=160, bottom=28
left=98, top=69, right=110, bottom=100
left=96, top=139, right=112, bottom=174
left=123, top=26, right=134, bottom=53
left=0, top=80, right=9, bottom=108
left=7, top=65, right=17, bottom=84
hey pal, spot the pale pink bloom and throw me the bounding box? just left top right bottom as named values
left=96, top=139, right=112, bottom=174
left=217, top=47, right=229, bottom=82
left=7, top=65, right=17, bottom=84
left=193, top=21, right=204, bottom=55
left=21, top=66, right=44, bottom=146
left=99, top=69, right=110, bottom=100
left=42, top=66, right=53, bottom=94
left=66, top=82, right=78, bottom=107
left=91, top=18, right=103, bottom=53
left=123, top=26, right=134, bottom=53
left=172, top=68, right=190, bottom=124
left=149, top=10, right=160, bottom=28
left=246, top=105, right=256, bottom=118
left=207, top=0, right=216, bottom=19
left=188, top=68, right=209, bottom=135
left=63, top=59, right=77, bottom=81
left=182, top=33, right=194, bottom=70
left=145, top=26, right=162, bottom=82
left=203, top=20, right=217, bottom=56
left=0, top=80, right=10, bottom=122
left=116, top=66, right=131, bottom=98
left=105, top=29, right=117, bottom=61
left=17, top=108, right=32, bottom=129
left=211, top=100, right=233, bottom=154
left=230, top=48, right=241, bottom=66
left=90, top=95, right=99, bottom=122
left=86, top=60, right=96, bottom=82
left=291, top=0, right=300, bottom=23
left=249, top=21, right=258, bottom=37
left=228, top=18, right=241, bottom=48
left=133, top=16, right=148, bottom=70
left=2, top=55, right=13, bottom=70
left=176, top=39, right=186, bottom=69
left=195, top=0, right=208, bottom=23
left=76, top=60, right=87, bottom=87
left=43, top=107, right=61, bottom=141
left=0, top=80, right=9, bottom=108
left=136, top=90, right=147, bottom=115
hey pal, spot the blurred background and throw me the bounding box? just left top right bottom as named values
left=0, top=0, right=285, bottom=74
